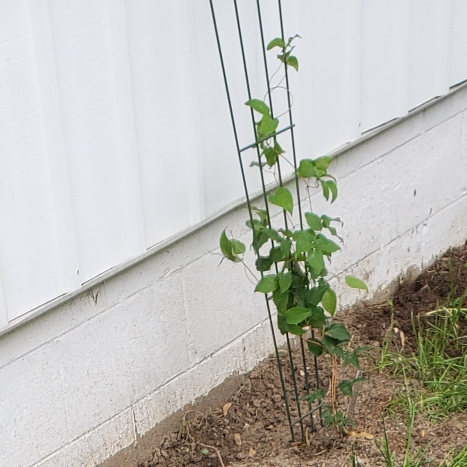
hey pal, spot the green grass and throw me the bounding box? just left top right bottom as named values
left=367, top=388, right=467, bottom=467
left=378, top=303, right=467, bottom=420
left=445, top=444, right=467, bottom=467
left=371, top=291, right=467, bottom=467
left=376, top=395, right=428, bottom=467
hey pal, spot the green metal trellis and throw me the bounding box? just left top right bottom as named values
left=209, top=0, right=324, bottom=441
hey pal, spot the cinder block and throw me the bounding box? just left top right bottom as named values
left=380, top=113, right=464, bottom=238
left=36, top=408, right=135, bottom=467
left=422, top=195, right=467, bottom=263
left=0, top=342, right=68, bottom=467
left=57, top=274, right=189, bottom=441
left=332, top=113, right=424, bottom=179
left=421, top=85, right=467, bottom=132
left=133, top=316, right=279, bottom=436
left=336, top=224, right=425, bottom=310
left=0, top=287, right=110, bottom=370
left=181, top=251, right=264, bottom=363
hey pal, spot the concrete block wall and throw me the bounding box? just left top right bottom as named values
left=2, top=85, right=467, bottom=467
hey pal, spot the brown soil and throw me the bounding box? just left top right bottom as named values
left=138, top=245, right=467, bottom=467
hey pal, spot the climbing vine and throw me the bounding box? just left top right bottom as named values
left=219, top=36, right=367, bottom=429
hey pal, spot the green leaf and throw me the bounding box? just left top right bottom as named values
left=278, top=228, right=293, bottom=238
left=269, top=187, right=293, bottom=214
left=255, top=256, right=273, bottom=272
left=277, top=313, right=287, bottom=334
left=273, top=289, right=289, bottom=314
left=327, top=323, right=350, bottom=342
left=220, top=230, right=245, bottom=263
left=262, top=228, right=282, bottom=242
left=287, top=55, right=299, bottom=71
left=321, top=214, right=341, bottom=228
left=322, top=335, right=342, bottom=356
left=263, top=146, right=279, bottom=167
left=247, top=219, right=267, bottom=250
left=321, top=288, right=337, bottom=315
left=297, top=159, right=316, bottom=178
left=291, top=277, right=309, bottom=304
left=256, top=231, right=269, bottom=249
left=315, top=234, right=340, bottom=254
left=308, top=306, right=326, bottom=328
left=286, top=34, right=302, bottom=46
left=307, top=249, right=324, bottom=277
left=336, top=412, right=353, bottom=426
left=344, top=351, right=360, bottom=369
left=315, top=168, right=325, bottom=178
left=280, top=238, right=292, bottom=259
left=322, top=407, right=335, bottom=427
left=267, top=37, right=286, bottom=50
left=326, top=179, right=338, bottom=202
left=286, top=324, right=306, bottom=336
left=246, top=218, right=261, bottom=231
left=231, top=239, right=246, bottom=255
left=321, top=180, right=330, bottom=200
left=255, top=275, right=278, bottom=293
left=278, top=272, right=292, bottom=294
left=345, top=275, right=368, bottom=291
left=327, top=226, right=338, bottom=237
left=305, top=212, right=322, bottom=231
left=307, top=339, right=323, bottom=357
left=259, top=114, right=279, bottom=137
left=274, top=140, right=284, bottom=155
left=301, top=388, right=325, bottom=403
left=314, top=156, right=333, bottom=171
left=285, top=307, right=310, bottom=325
left=338, top=380, right=353, bottom=397
left=220, top=229, right=232, bottom=257
left=245, top=98, right=269, bottom=116
left=307, top=284, right=329, bottom=306
left=269, top=246, right=284, bottom=262
left=252, top=206, right=269, bottom=224
left=249, top=160, right=266, bottom=168
left=293, top=230, right=315, bottom=253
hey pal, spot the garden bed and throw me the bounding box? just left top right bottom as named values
left=139, top=244, right=467, bottom=467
